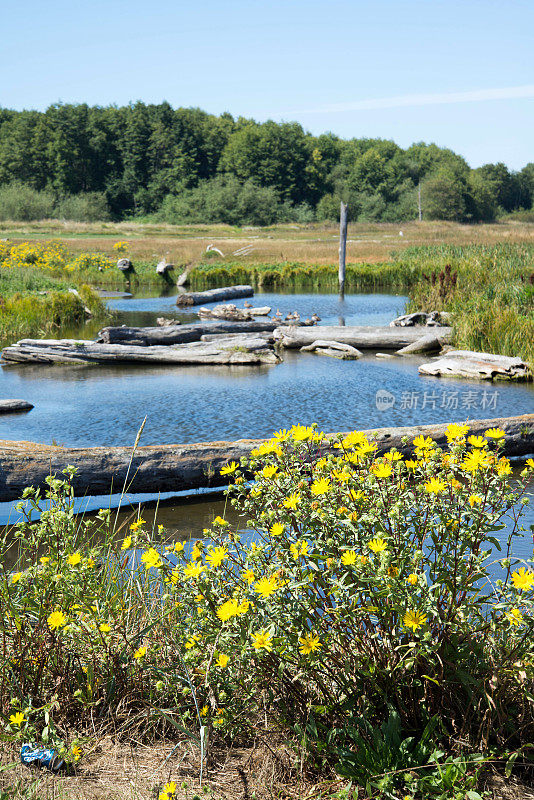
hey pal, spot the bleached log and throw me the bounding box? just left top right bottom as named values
left=98, top=320, right=280, bottom=346
left=0, top=414, right=531, bottom=502
left=275, top=325, right=452, bottom=350
left=1, top=338, right=280, bottom=367
left=396, top=335, right=444, bottom=355
left=301, top=340, right=362, bottom=359
left=176, top=285, right=254, bottom=306
left=419, top=351, right=532, bottom=381
left=0, top=400, right=34, bottom=414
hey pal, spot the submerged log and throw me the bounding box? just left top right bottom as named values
left=176, top=285, right=254, bottom=306
left=0, top=399, right=34, bottom=414
left=1, top=338, right=280, bottom=367
left=396, top=334, right=444, bottom=355
left=275, top=325, right=452, bottom=350
left=419, top=350, right=532, bottom=381
left=0, top=414, right=531, bottom=502
left=98, top=321, right=280, bottom=346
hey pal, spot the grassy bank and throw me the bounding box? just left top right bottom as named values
left=1, top=428, right=534, bottom=799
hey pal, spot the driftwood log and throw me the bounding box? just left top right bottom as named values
left=176, top=285, right=254, bottom=306
left=0, top=414, right=531, bottom=502
left=419, top=350, right=532, bottom=381
left=98, top=321, right=281, bottom=346
left=300, top=341, right=362, bottom=359
left=275, top=325, right=452, bottom=350
left=0, top=400, right=34, bottom=414
left=396, top=335, right=444, bottom=355
left=390, top=311, right=451, bottom=327
left=1, top=338, right=280, bottom=367
left=198, top=304, right=271, bottom=321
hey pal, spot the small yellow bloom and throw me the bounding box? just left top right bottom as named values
left=220, top=461, right=238, bottom=476
left=371, top=463, right=393, bottom=479
left=512, top=568, right=534, bottom=591
left=11, top=572, right=22, bottom=584
left=206, top=546, right=228, bottom=568
left=251, top=629, right=273, bottom=651
left=404, top=459, right=417, bottom=471
left=67, top=552, right=82, bottom=566
left=215, top=653, right=229, bottom=668
left=261, top=464, right=278, bottom=479
left=468, top=435, right=487, bottom=448
left=47, top=610, right=67, bottom=630
left=141, top=548, right=162, bottom=570
left=283, top=493, right=301, bottom=510
left=216, top=599, right=240, bottom=621
left=403, top=609, right=427, bottom=632
left=242, top=568, right=255, bottom=584
left=70, top=745, right=82, bottom=761
left=185, top=635, right=200, bottom=649
left=254, top=575, right=278, bottom=598
left=130, top=517, right=146, bottom=532
left=505, top=608, right=523, bottom=626
left=368, top=537, right=387, bottom=554
left=413, top=435, right=434, bottom=450
left=213, top=516, right=229, bottom=527
left=341, top=550, right=357, bottom=566
left=121, top=536, right=132, bottom=550
left=133, top=645, right=147, bottom=660
left=99, top=623, right=111, bottom=633
left=183, top=561, right=204, bottom=580
left=270, top=522, right=284, bottom=537
left=407, top=573, right=418, bottom=585
left=385, top=450, right=403, bottom=461
left=462, top=449, right=490, bottom=473
left=485, top=427, right=505, bottom=440
left=40, top=556, right=50, bottom=564
left=299, top=632, right=322, bottom=654
left=468, top=494, right=483, bottom=507
left=424, top=477, right=446, bottom=494
left=497, top=457, right=512, bottom=476
left=9, top=712, right=25, bottom=726
left=159, top=780, right=177, bottom=800
left=311, top=477, right=331, bottom=495
left=445, top=422, right=469, bottom=441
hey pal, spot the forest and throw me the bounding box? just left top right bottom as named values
left=0, top=101, right=533, bottom=225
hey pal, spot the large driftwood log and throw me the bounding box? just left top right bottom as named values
left=0, top=400, right=34, bottom=414
left=98, top=321, right=279, bottom=346
left=396, top=335, right=444, bottom=355
left=0, top=414, right=531, bottom=501
left=176, top=285, right=254, bottom=306
left=275, top=325, right=452, bottom=350
left=1, top=338, right=280, bottom=367
left=419, top=350, right=532, bottom=381
left=300, top=340, right=362, bottom=359
left=197, top=304, right=272, bottom=321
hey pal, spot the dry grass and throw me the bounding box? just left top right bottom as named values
left=2, top=221, right=533, bottom=267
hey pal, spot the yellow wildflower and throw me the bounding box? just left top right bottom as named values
left=70, top=745, right=82, bottom=761
left=403, top=609, right=427, bottom=632
left=512, top=568, right=534, bottom=591
left=213, top=516, right=229, bottom=527
left=311, top=477, right=331, bottom=495
left=371, top=463, right=393, bottom=479
left=183, top=561, right=204, bottom=580
left=254, top=575, right=278, bottom=598
left=341, top=550, right=357, bottom=566
left=220, top=461, right=238, bottom=476
left=413, top=435, right=434, bottom=450
left=485, top=427, right=505, bottom=440
left=133, top=646, right=147, bottom=660
left=299, top=632, right=322, bottom=654
left=424, top=477, right=446, bottom=494
left=9, top=712, right=25, bottom=726
left=11, top=572, right=22, bottom=584
left=505, top=608, right=524, bottom=626
left=67, top=553, right=82, bottom=566
left=130, top=517, right=146, bottom=532
left=468, top=494, right=483, bottom=507
left=368, top=537, right=387, bottom=554
left=283, top=493, right=301, bottom=510
left=159, top=780, right=177, bottom=800
left=445, top=423, right=469, bottom=441
left=99, top=623, right=111, bottom=633
left=216, top=599, right=240, bottom=621
left=242, top=568, right=255, bottom=584
left=215, top=653, right=229, bottom=668
left=404, top=459, right=417, bottom=471
left=468, top=435, right=487, bottom=448
left=462, top=449, right=490, bottom=473
left=407, top=573, right=418, bottom=585
left=141, top=548, right=162, bottom=570
left=270, top=522, right=284, bottom=537
left=497, top=458, right=512, bottom=476
left=291, top=424, right=314, bottom=442
left=47, top=610, right=67, bottom=630
left=261, top=464, right=278, bottom=479
left=251, top=629, right=273, bottom=651
left=206, top=546, right=228, bottom=568
left=185, top=635, right=200, bottom=649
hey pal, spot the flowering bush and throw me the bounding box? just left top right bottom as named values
left=0, top=241, right=114, bottom=274
left=1, top=427, right=534, bottom=789
left=113, top=241, right=128, bottom=254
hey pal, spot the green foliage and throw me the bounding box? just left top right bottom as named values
left=0, top=182, right=55, bottom=221
left=55, top=191, right=110, bottom=221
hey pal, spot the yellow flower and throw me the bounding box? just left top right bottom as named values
left=216, top=599, right=240, bottom=621
left=485, top=427, right=505, bottom=440
left=404, top=459, right=417, bottom=471
left=130, top=517, right=146, bottom=532
left=159, top=780, right=177, bottom=800
left=185, top=635, right=200, bottom=649
left=99, top=623, right=111, bottom=633
left=385, top=450, right=403, bottom=461
left=70, top=745, right=82, bottom=761
left=424, top=477, right=446, bottom=495
left=526, top=458, right=534, bottom=470
left=67, top=552, right=82, bottom=566
left=173, top=541, right=185, bottom=553
left=213, top=516, right=229, bottom=527
left=141, top=548, right=162, bottom=570
left=206, top=546, right=228, bottom=568
left=341, top=550, right=357, bottom=566
left=368, top=537, right=387, bottom=554
left=270, top=522, right=284, bottom=537
left=11, top=572, right=22, bottom=584
left=413, top=435, right=434, bottom=450
left=511, top=568, right=534, bottom=591
left=133, top=646, right=147, bottom=660
left=371, top=463, right=393, bottom=479
left=403, top=609, right=427, bottom=632
left=290, top=540, right=308, bottom=559
left=311, top=478, right=331, bottom=495
left=251, top=629, right=273, bottom=651
left=191, top=543, right=202, bottom=560
left=215, top=653, right=229, bottom=668
left=338, top=430, right=369, bottom=449
left=468, top=435, right=487, bottom=448
left=40, top=557, right=50, bottom=564
left=497, top=458, right=512, bottom=476
left=291, top=424, right=314, bottom=442
left=283, top=493, right=301, bottom=510
left=183, top=561, right=204, bottom=580
left=9, top=712, right=25, bottom=726
left=468, top=494, right=483, bottom=507
left=220, top=461, right=238, bottom=476
left=299, top=632, right=322, bottom=654
left=254, top=575, right=278, bottom=599
left=462, top=449, right=490, bottom=473
left=407, top=573, right=418, bottom=585
left=261, top=464, right=278, bottom=479
left=242, top=568, right=255, bottom=584
left=505, top=608, right=523, bottom=626
left=47, top=610, right=67, bottom=630
left=86, top=557, right=95, bottom=569
left=121, top=536, right=132, bottom=550
left=445, top=422, right=469, bottom=441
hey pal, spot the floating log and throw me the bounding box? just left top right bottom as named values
left=98, top=320, right=280, bottom=346
left=0, top=414, right=531, bottom=502
left=275, top=325, right=452, bottom=350
left=156, top=317, right=181, bottom=327
left=176, top=285, right=254, bottom=306
left=300, top=340, right=362, bottom=359
left=200, top=332, right=274, bottom=343
left=1, top=338, right=280, bottom=367
left=396, top=334, right=444, bottom=355
left=419, top=350, right=532, bottom=381
left=198, top=304, right=272, bottom=321
left=0, top=400, right=34, bottom=414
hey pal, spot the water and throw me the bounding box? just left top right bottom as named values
left=1, top=288, right=532, bottom=550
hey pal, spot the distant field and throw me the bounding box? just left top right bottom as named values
left=2, top=219, right=533, bottom=266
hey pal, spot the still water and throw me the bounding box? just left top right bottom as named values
left=0, top=288, right=533, bottom=546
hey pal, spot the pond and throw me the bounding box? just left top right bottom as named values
left=1, top=288, right=533, bottom=547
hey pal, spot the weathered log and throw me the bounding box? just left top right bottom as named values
left=98, top=321, right=280, bottom=346
left=156, top=317, right=181, bottom=327
left=198, top=304, right=272, bottom=321
left=419, top=350, right=532, bottom=381
left=176, top=285, right=254, bottom=306
left=96, top=290, right=133, bottom=299
left=0, top=400, right=34, bottom=414
left=1, top=338, right=280, bottom=367
left=300, top=340, right=362, bottom=359
left=275, top=325, right=452, bottom=350
left=200, top=332, right=274, bottom=343
left=117, top=258, right=134, bottom=273
left=396, top=335, right=444, bottom=355
left=156, top=260, right=174, bottom=276
left=0, top=414, right=531, bottom=502
left=390, top=311, right=448, bottom=327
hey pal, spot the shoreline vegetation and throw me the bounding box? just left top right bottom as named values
left=2, top=425, right=534, bottom=799
left=0, top=222, right=532, bottom=362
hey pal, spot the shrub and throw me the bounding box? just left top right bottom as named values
left=55, top=192, right=110, bottom=222
left=0, top=182, right=55, bottom=221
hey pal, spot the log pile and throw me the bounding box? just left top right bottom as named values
left=176, top=285, right=254, bottom=306
left=0, top=414, right=531, bottom=501
left=1, top=338, right=280, bottom=367
left=98, top=321, right=280, bottom=346
left=419, top=350, right=532, bottom=381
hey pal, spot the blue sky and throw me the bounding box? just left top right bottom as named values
left=2, top=0, right=533, bottom=169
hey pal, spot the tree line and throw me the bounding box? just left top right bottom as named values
left=0, top=101, right=532, bottom=225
